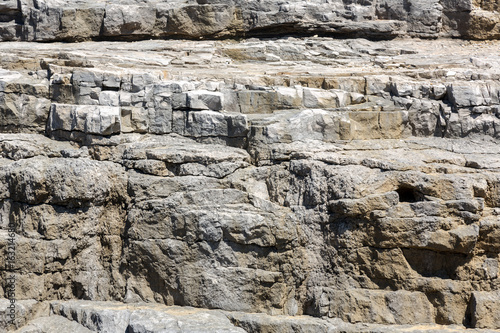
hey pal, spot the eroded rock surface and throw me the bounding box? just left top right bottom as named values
left=0, top=11, right=500, bottom=333
left=0, top=0, right=500, bottom=41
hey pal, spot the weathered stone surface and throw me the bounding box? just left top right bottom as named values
left=0, top=69, right=50, bottom=133
left=1, top=15, right=500, bottom=333
left=4, top=300, right=500, bottom=333
left=15, top=315, right=93, bottom=333
left=49, top=301, right=247, bottom=333
left=314, top=289, right=434, bottom=324
left=173, top=110, right=248, bottom=138
left=470, top=291, right=500, bottom=329
left=102, top=5, right=156, bottom=37
left=0, top=0, right=499, bottom=42
left=48, top=103, right=121, bottom=136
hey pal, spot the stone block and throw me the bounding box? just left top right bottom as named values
left=0, top=0, right=18, bottom=12
left=350, top=92, right=366, bottom=104
left=121, top=106, right=149, bottom=133
left=349, top=111, right=381, bottom=139
left=471, top=291, right=500, bottom=329
left=58, top=7, right=105, bottom=41
left=315, top=288, right=434, bottom=325
left=237, top=90, right=278, bottom=114
left=275, top=86, right=302, bottom=109
left=166, top=4, right=235, bottom=38
left=379, top=111, right=408, bottom=139
left=102, top=73, right=122, bottom=89
left=0, top=93, right=51, bottom=132
left=173, top=110, right=248, bottom=138
left=447, top=82, right=485, bottom=107
left=172, top=93, right=188, bottom=110
left=99, top=91, right=120, bottom=106
left=102, top=5, right=156, bottom=36
left=149, top=94, right=173, bottom=134
left=131, top=73, right=156, bottom=93
left=478, top=217, right=500, bottom=252
left=48, top=103, right=121, bottom=135
left=365, top=75, right=391, bottom=96
left=303, top=88, right=339, bottom=108
left=72, top=70, right=103, bottom=88
left=187, top=90, right=223, bottom=110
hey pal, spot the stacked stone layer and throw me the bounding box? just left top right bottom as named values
left=0, top=0, right=500, bottom=42
left=0, top=3, right=500, bottom=332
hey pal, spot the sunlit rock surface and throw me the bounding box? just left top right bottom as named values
left=0, top=2, right=500, bottom=332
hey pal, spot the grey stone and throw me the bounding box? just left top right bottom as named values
left=0, top=0, right=499, bottom=42
left=1, top=156, right=127, bottom=205
left=99, top=91, right=120, bottom=107
left=447, top=83, right=485, bottom=108
left=102, top=5, right=156, bottom=37
left=187, top=90, right=223, bottom=111
left=2, top=22, right=500, bottom=333
left=174, top=111, right=248, bottom=138
left=14, top=316, right=93, bottom=333
left=303, top=88, right=339, bottom=108
left=50, top=301, right=247, bottom=333
left=48, top=104, right=121, bottom=136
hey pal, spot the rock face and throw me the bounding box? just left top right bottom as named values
left=1, top=1, right=500, bottom=332
left=0, top=0, right=499, bottom=42
left=10, top=299, right=500, bottom=333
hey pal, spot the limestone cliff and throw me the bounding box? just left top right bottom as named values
left=0, top=1, right=500, bottom=332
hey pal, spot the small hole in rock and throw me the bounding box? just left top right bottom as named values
left=396, top=186, right=419, bottom=203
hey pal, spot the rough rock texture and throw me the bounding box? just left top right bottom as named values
left=0, top=0, right=500, bottom=42
left=5, top=300, right=500, bottom=333
left=1, top=2, right=500, bottom=332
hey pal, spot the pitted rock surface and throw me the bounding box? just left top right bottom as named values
left=0, top=0, right=500, bottom=41
left=0, top=3, right=500, bottom=332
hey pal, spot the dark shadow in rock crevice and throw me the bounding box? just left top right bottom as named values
left=402, top=248, right=471, bottom=279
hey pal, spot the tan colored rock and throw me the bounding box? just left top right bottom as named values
left=2, top=28, right=500, bottom=332
left=471, top=291, right=500, bottom=329
left=303, top=88, right=339, bottom=109
left=237, top=90, right=278, bottom=114
left=316, top=289, right=434, bottom=325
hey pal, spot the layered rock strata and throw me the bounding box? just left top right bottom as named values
left=0, top=0, right=500, bottom=42
left=6, top=300, right=500, bottom=333
left=0, top=32, right=499, bottom=332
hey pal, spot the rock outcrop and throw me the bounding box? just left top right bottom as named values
left=1, top=1, right=500, bottom=332
left=0, top=0, right=499, bottom=42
